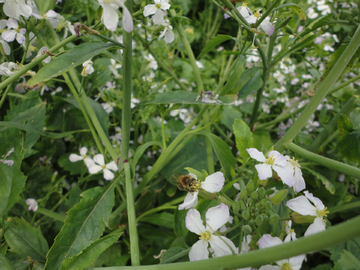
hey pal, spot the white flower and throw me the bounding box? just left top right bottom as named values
left=102, top=102, right=116, bottom=113
left=258, top=17, right=275, bottom=36
left=144, top=54, right=158, bottom=70
left=0, top=62, right=21, bottom=76
left=51, top=86, right=63, bottom=96
left=98, top=0, right=133, bottom=32
left=69, top=147, right=92, bottom=165
left=246, top=148, right=294, bottom=187
left=286, top=191, right=328, bottom=236
left=81, top=59, right=94, bottom=76
left=87, top=154, right=118, bottom=180
left=0, top=21, right=10, bottom=55
left=178, top=172, right=225, bottom=210
left=2, top=0, right=32, bottom=20
left=26, top=198, right=38, bottom=212
left=284, top=156, right=306, bottom=193
left=131, top=95, right=140, bottom=108
left=185, top=203, right=237, bottom=261
left=109, top=58, right=122, bottom=78
left=2, top=18, right=26, bottom=44
left=284, top=220, right=297, bottom=243
left=158, top=20, right=174, bottom=43
left=143, top=0, right=170, bottom=24
left=258, top=234, right=305, bottom=270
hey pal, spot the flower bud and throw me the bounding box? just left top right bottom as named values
left=260, top=198, right=267, bottom=206
left=255, top=215, right=264, bottom=226
left=242, top=225, right=252, bottom=234
left=246, top=179, right=254, bottom=194
left=265, top=200, right=272, bottom=210
left=291, top=212, right=316, bottom=224
left=269, top=189, right=288, bottom=206
left=239, top=200, right=246, bottom=211
left=258, top=187, right=266, bottom=198
left=247, top=197, right=253, bottom=205
left=232, top=201, right=240, bottom=214
left=261, top=213, right=268, bottom=222
left=242, top=210, right=250, bottom=220
left=269, top=214, right=279, bottom=225
left=240, top=189, right=248, bottom=200
left=251, top=190, right=258, bottom=200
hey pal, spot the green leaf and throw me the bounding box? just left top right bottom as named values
left=198, top=35, right=235, bottom=58
left=221, top=106, right=242, bottom=132
left=160, top=246, right=189, bottom=264
left=27, top=42, right=115, bottom=86
left=44, top=183, right=117, bottom=270
left=196, top=131, right=236, bottom=180
left=338, top=114, right=353, bottom=139
left=140, top=212, right=174, bottom=228
left=350, top=108, right=360, bottom=129
left=62, top=233, right=122, bottom=270
left=273, top=3, right=306, bottom=20
left=58, top=153, right=86, bottom=175
left=299, top=14, right=333, bottom=38
left=338, top=131, right=360, bottom=164
left=143, top=91, right=235, bottom=105
left=237, top=70, right=263, bottom=99
left=0, top=129, right=26, bottom=219
left=174, top=209, right=188, bottom=237
left=333, top=250, right=360, bottom=270
left=0, top=253, right=16, bottom=270
left=4, top=217, right=49, bottom=263
left=329, top=236, right=360, bottom=262
left=233, top=119, right=253, bottom=160
left=220, top=56, right=246, bottom=95
left=302, top=167, right=335, bottom=194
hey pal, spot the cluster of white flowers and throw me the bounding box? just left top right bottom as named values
left=69, top=147, right=118, bottom=180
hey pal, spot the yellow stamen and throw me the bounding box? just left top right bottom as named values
left=242, top=3, right=247, bottom=7
left=317, top=207, right=329, bottom=217
left=266, top=155, right=275, bottom=165
left=199, top=231, right=211, bottom=241
left=254, top=10, right=260, bottom=19
left=281, top=263, right=293, bottom=270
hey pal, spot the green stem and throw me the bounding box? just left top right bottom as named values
left=254, top=0, right=281, bottom=28
left=328, top=201, right=360, bottom=215
left=286, top=142, right=360, bottom=179
left=124, top=160, right=140, bottom=266
left=36, top=207, right=66, bottom=222
left=88, top=214, right=360, bottom=270
left=275, top=24, right=360, bottom=151
left=328, top=73, right=360, bottom=95
left=0, top=85, right=12, bottom=110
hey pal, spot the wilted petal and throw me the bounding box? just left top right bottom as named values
left=205, top=203, right=229, bottom=232
left=208, top=235, right=236, bottom=257
left=286, top=196, right=317, bottom=216
left=201, top=171, right=224, bottom=193
left=189, top=239, right=209, bottom=261
left=304, top=217, right=326, bottom=236
left=164, top=29, right=174, bottom=43
left=93, top=154, right=105, bottom=166
left=247, top=148, right=266, bottom=162
left=255, top=163, right=272, bottom=180
left=121, top=5, right=133, bottom=32
left=185, top=208, right=206, bottom=234
left=178, top=191, right=198, bottom=210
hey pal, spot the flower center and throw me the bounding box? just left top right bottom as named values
left=289, top=157, right=300, bottom=168
left=254, top=10, right=260, bottom=19
left=242, top=3, right=247, bottom=7
left=156, top=3, right=161, bottom=9
left=266, top=155, right=275, bottom=165
left=199, top=231, right=211, bottom=241
left=281, top=263, right=293, bottom=270
left=101, top=164, right=106, bottom=170
left=317, top=207, right=329, bottom=217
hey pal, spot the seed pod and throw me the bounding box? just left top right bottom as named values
left=265, top=200, right=272, bottom=210
left=258, top=187, right=266, bottom=198
left=251, top=190, right=258, bottom=200
left=239, top=200, right=247, bottom=211
left=242, top=210, right=250, bottom=220
left=240, top=189, right=248, bottom=200
left=269, top=189, right=288, bottom=206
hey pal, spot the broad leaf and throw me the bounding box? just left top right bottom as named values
left=338, top=130, right=360, bottom=164
left=0, top=254, right=15, bottom=270
left=233, top=119, right=253, bottom=160
left=174, top=209, right=188, bottom=237
left=27, top=42, right=115, bottom=86
left=4, top=217, right=49, bottom=263
left=44, top=182, right=117, bottom=270
left=198, top=35, right=235, bottom=58
left=333, top=250, right=360, bottom=270
left=140, top=212, right=174, bottom=228
left=131, top=141, right=163, bottom=177
left=62, top=233, right=122, bottom=270
left=302, top=167, right=335, bottom=194
left=329, top=236, right=360, bottom=262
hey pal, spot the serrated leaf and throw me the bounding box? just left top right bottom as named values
left=131, top=141, right=163, bottom=177
left=274, top=4, right=306, bottom=20
left=329, top=236, right=360, bottom=262
left=302, top=167, right=335, bottom=194
left=333, top=250, right=360, bottom=270
left=338, top=131, right=360, bottom=164
left=0, top=129, right=26, bottom=219
left=27, top=42, right=115, bottom=86
left=62, top=233, right=122, bottom=270
left=233, top=119, right=253, bottom=160
left=4, top=217, right=49, bottom=263
left=198, top=35, right=235, bottom=58
left=140, top=212, right=174, bottom=228
left=44, top=182, right=117, bottom=270
left=0, top=254, right=15, bottom=270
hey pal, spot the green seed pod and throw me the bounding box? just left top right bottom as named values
left=255, top=215, right=264, bottom=226
left=232, top=201, right=240, bottom=214
left=240, top=189, right=248, bottom=200
left=269, top=214, right=279, bottom=225
left=242, top=225, right=252, bottom=234
left=258, top=187, right=266, bottom=198
left=265, top=200, right=272, bottom=210
left=255, top=202, right=261, bottom=209
left=242, top=210, right=250, bottom=220
left=269, top=189, right=289, bottom=206
left=251, top=190, right=259, bottom=200
left=246, top=179, right=254, bottom=194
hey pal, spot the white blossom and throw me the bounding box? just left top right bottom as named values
left=284, top=156, right=306, bottom=193
left=143, top=0, right=170, bottom=24
left=26, top=198, right=38, bottom=212
left=158, top=20, right=174, bottom=43
left=98, top=0, right=133, bottom=32
left=87, top=154, right=118, bottom=180
left=1, top=0, right=32, bottom=20
left=69, top=147, right=92, bottom=165
left=81, top=59, right=94, bottom=76
left=2, top=18, right=26, bottom=44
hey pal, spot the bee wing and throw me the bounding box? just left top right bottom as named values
left=169, top=172, right=183, bottom=185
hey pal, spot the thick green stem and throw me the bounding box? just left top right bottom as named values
left=286, top=142, right=360, bottom=179
left=124, top=160, right=140, bottom=266
left=89, top=214, right=360, bottom=270
left=275, top=24, right=360, bottom=151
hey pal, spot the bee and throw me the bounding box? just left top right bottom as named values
left=170, top=173, right=198, bottom=193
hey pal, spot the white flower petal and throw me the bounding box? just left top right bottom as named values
left=208, top=235, right=236, bottom=257
left=143, top=4, right=157, bottom=17
left=201, top=171, right=224, bottom=193
left=258, top=234, right=283, bottom=249
left=286, top=196, right=317, bottom=216
left=304, top=217, right=326, bottom=236
left=164, top=29, right=174, bottom=43
left=293, top=167, right=306, bottom=193
left=2, top=31, right=16, bottom=42
left=93, top=154, right=105, bottom=166
left=189, top=239, right=209, bottom=261
left=289, top=254, right=306, bottom=270
left=259, top=266, right=281, bottom=270
left=26, top=198, right=38, bottom=211
left=88, top=164, right=103, bottom=174
left=103, top=168, right=115, bottom=180
left=178, top=191, right=198, bottom=210
left=272, top=165, right=295, bottom=187
left=304, top=191, right=325, bottom=210
left=152, top=9, right=164, bottom=24
left=102, top=3, right=119, bottom=31
left=69, top=154, right=83, bottom=162
left=120, top=2, right=133, bottom=32
left=255, top=163, right=272, bottom=180
left=79, top=147, right=88, bottom=156
left=269, top=150, right=287, bottom=166
left=106, top=161, right=118, bottom=171
left=205, top=203, right=229, bottom=232
left=247, top=148, right=266, bottom=162
left=185, top=208, right=206, bottom=235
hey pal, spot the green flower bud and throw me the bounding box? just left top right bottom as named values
left=255, top=215, right=264, bottom=226
left=261, top=198, right=267, bottom=206
left=242, top=225, right=252, bottom=234
left=269, top=214, right=279, bottom=225
left=291, top=212, right=316, bottom=224
left=261, top=213, right=268, bottom=222
left=258, top=187, right=266, bottom=198
left=255, top=202, right=261, bottom=209
left=265, top=200, right=272, bottom=210
left=247, top=197, right=253, bottom=205
left=251, top=190, right=258, bottom=200
left=242, top=210, right=250, bottom=220
left=239, top=200, right=247, bottom=211
left=246, top=179, right=254, bottom=194
left=269, top=189, right=288, bottom=206
left=240, top=189, right=248, bottom=200
left=232, top=201, right=240, bottom=214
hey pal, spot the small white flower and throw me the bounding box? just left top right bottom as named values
left=284, top=220, right=297, bottom=243
left=143, top=0, right=170, bottom=24
left=178, top=172, right=225, bottom=210
left=109, top=58, right=122, bottom=78
left=69, top=147, right=92, bottom=165
left=81, top=59, right=94, bottom=76
left=98, top=0, right=133, bottom=32
left=185, top=203, right=237, bottom=261
left=246, top=148, right=295, bottom=187
left=26, top=198, right=38, bottom=212
left=286, top=191, right=328, bottom=236
left=0, top=20, right=11, bottom=55
left=158, top=20, right=174, bottom=43
left=144, top=54, right=158, bottom=70
left=87, top=154, right=118, bottom=180
left=258, top=234, right=305, bottom=270
left=102, top=102, right=116, bottom=113
left=284, top=156, right=306, bottom=193
left=0, top=62, right=21, bottom=76
left=131, top=95, right=140, bottom=109
left=2, top=0, right=32, bottom=20
left=2, top=18, right=26, bottom=44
